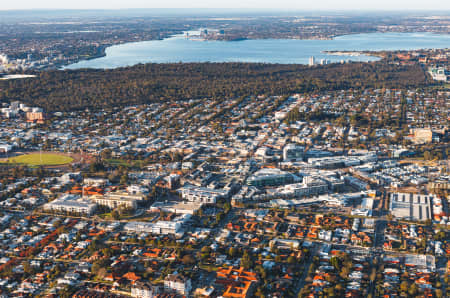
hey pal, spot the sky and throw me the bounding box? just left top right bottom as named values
left=2, top=0, right=450, bottom=11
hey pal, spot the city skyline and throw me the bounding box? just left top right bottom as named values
left=2, top=0, right=450, bottom=11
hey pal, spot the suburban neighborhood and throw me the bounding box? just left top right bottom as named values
left=0, top=82, right=448, bottom=298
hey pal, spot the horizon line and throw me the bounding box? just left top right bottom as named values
left=1, top=8, right=450, bottom=12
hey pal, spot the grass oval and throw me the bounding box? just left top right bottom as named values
left=7, top=153, right=74, bottom=166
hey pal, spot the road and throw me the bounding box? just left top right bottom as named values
left=294, top=244, right=315, bottom=297
left=374, top=219, right=387, bottom=249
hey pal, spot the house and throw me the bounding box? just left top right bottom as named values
left=215, top=267, right=259, bottom=298
left=193, top=286, right=215, bottom=297
left=123, top=272, right=141, bottom=283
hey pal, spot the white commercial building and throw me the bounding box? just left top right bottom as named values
left=131, top=282, right=159, bottom=298
left=389, top=192, right=434, bottom=221
left=90, top=194, right=137, bottom=210
left=428, top=67, right=448, bottom=82
left=283, top=144, right=304, bottom=162
left=123, top=214, right=191, bottom=237
left=247, top=168, right=301, bottom=187
left=178, top=185, right=229, bottom=204
left=0, top=144, right=13, bottom=153
left=150, top=201, right=203, bottom=215
left=344, top=175, right=369, bottom=190
left=164, top=274, right=192, bottom=296
left=83, top=178, right=108, bottom=187
left=107, top=191, right=145, bottom=201
left=43, top=194, right=96, bottom=215
left=276, top=176, right=328, bottom=197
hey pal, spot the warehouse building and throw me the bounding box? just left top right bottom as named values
left=389, top=192, right=434, bottom=221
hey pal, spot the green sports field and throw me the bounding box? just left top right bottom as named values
left=4, top=153, right=74, bottom=166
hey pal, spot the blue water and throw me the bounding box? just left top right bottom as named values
left=65, top=32, right=450, bottom=69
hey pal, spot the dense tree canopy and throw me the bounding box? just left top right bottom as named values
left=0, top=61, right=429, bottom=112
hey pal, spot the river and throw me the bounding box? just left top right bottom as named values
left=65, top=32, right=450, bottom=69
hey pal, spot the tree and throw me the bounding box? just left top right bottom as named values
left=201, top=246, right=211, bottom=254
left=102, top=247, right=114, bottom=257
left=91, top=261, right=105, bottom=276
left=100, top=149, right=112, bottom=160
left=369, top=268, right=376, bottom=282
left=181, top=254, right=195, bottom=265
left=254, top=287, right=265, bottom=298
left=197, top=208, right=203, bottom=217
left=90, top=161, right=105, bottom=172
left=111, top=209, right=120, bottom=220
left=224, top=202, right=231, bottom=213
left=216, top=212, right=223, bottom=223
left=399, top=281, right=408, bottom=293
left=324, top=287, right=335, bottom=297
left=287, top=256, right=296, bottom=264
left=435, top=281, right=442, bottom=289
left=23, top=262, right=35, bottom=275
left=241, top=250, right=253, bottom=269
left=97, top=267, right=107, bottom=279
left=89, top=239, right=101, bottom=252
left=120, top=174, right=128, bottom=184
left=339, top=266, right=349, bottom=279
left=408, top=283, right=418, bottom=296
left=228, top=247, right=237, bottom=258
left=298, top=287, right=310, bottom=298
left=434, top=230, right=446, bottom=241
left=200, top=246, right=211, bottom=260
left=330, top=256, right=340, bottom=269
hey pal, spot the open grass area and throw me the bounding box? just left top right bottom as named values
left=3, top=153, right=73, bottom=166
left=105, top=158, right=145, bottom=168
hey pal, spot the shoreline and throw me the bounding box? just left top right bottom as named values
left=61, top=31, right=447, bottom=69
left=3, top=31, right=449, bottom=71
left=322, top=51, right=387, bottom=58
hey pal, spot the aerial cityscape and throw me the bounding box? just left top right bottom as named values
left=0, top=2, right=449, bottom=298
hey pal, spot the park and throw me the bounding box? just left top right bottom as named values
left=2, top=153, right=74, bottom=166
